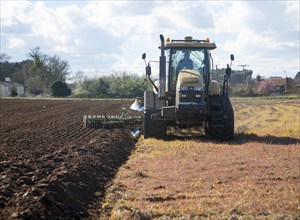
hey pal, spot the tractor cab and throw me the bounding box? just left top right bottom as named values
left=167, top=48, right=207, bottom=93
left=164, top=37, right=217, bottom=100
left=155, top=36, right=221, bottom=109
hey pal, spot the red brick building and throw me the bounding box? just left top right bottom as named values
left=253, top=76, right=294, bottom=95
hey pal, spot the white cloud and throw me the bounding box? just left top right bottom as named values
left=29, top=2, right=70, bottom=44
left=7, top=36, right=25, bottom=48
left=0, top=1, right=32, bottom=26
left=210, top=1, right=299, bottom=77
left=214, top=2, right=249, bottom=34
left=0, top=0, right=299, bottom=78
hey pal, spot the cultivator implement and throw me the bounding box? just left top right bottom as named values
left=83, top=114, right=142, bottom=129
left=83, top=105, right=143, bottom=138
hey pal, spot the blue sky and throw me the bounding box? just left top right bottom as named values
left=1, top=0, right=299, bottom=79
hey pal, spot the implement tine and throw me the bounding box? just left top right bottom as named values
left=83, top=112, right=143, bottom=131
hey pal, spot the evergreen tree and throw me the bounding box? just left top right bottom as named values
left=51, top=81, right=71, bottom=97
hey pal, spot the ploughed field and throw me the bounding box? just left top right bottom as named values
left=1, top=98, right=299, bottom=220
left=0, top=99, right=139, bottom=219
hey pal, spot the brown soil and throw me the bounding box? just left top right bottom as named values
left=0, top=98, right=138, bottom=220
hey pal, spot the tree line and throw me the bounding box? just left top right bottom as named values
left=2, top=49, right=299, bottom=98
left=1, top=48, right=70, bottom=96
left=0, top=49, right=151, bottom=98
left=74, top=72, right=150, bottom=98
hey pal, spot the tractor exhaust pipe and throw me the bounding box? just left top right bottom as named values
left=159, top=34, right=166, bottom=99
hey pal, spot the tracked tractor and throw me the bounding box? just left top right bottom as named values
left=142, top=35, right=234, bottom=140
left=83, top=34, right=234, bottom=140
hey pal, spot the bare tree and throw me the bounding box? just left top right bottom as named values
left=0, top=53, right=11, bottom=63
left=27, top=47, right=70, bottom=94
left=73, top=70, right=85, bottom=84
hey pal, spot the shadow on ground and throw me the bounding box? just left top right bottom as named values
left=230, top=132, right=299, bottom=145
left=165, top=132, right=299, bottom=145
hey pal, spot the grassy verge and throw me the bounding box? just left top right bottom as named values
left=101, top=98, right=300, bottom=219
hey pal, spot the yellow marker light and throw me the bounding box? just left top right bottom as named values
left=205, top=38, right=210, bottom=42
left=166, top=37, right=170, bottom=42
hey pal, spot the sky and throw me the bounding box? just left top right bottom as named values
left=1, top=0, right=299, bottom=79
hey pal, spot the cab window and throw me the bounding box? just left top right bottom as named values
left=168, top=48, right=206, bottom=91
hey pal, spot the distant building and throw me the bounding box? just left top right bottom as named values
left=253, top=76, right=294, bottom=95
left=0, top=77, right=24, bottom=97
left=212, top=69, right=253, bottom=87
left=256, top=74, right=264, bottom=82
left=230, top=70, right=253, bottom=86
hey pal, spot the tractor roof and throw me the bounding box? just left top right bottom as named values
left=165, top=37, right=217, bottom=50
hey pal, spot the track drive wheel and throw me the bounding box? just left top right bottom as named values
left=208, top=96, right=234, bottom=140
left=143, top=109, right=167, bottom=139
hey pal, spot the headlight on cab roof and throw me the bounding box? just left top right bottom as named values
left=194, top=86, right=203, bottom=91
